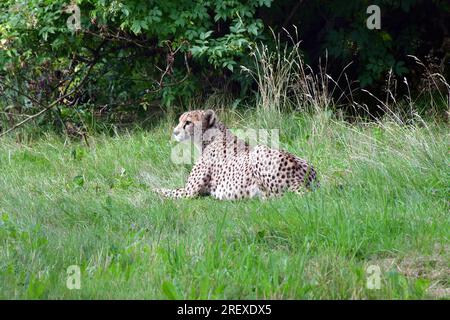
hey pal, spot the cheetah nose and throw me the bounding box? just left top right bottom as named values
left=173, top=130, right=180, bottom=137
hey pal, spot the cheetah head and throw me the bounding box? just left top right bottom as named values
left=172, top=109, right=217, bottom=143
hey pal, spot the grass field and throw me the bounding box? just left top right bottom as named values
left=0, top=109, right=448, bottom=299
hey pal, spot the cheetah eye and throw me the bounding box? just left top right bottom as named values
left=184, top=121, right=191, bottom=128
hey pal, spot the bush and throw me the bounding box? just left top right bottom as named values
left=0, top=0, right=449, bottom=133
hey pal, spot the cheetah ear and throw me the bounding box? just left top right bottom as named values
left=204, top=109, right=216, bottom=127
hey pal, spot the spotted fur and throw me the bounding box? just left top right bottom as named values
left=154, top=109, right=319, bottom=200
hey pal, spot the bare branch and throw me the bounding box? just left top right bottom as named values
left=0, top=62, right=96, bottom=137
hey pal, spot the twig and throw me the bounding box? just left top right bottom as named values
left=0, top=111, right=32, bottom=119
left=282, top=0, right=304, bottom=29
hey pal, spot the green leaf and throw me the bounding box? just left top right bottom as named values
left=200, top=30, right=213, bottom=40
left=72, top=175, right=85, bottom=187
left=162, top=281, right=180, bottom=300
left=130, top=20, right=142, bottom=34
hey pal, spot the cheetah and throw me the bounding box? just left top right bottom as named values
left=154, top=109, right=319, bottom=200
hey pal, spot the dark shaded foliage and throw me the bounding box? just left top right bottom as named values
left=0, top=0, right=448, bottom=132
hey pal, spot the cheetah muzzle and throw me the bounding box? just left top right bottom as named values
left=154, top=109, right=319, bottom=200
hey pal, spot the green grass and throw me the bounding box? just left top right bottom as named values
left=0, top=109, right=448, bottom=299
